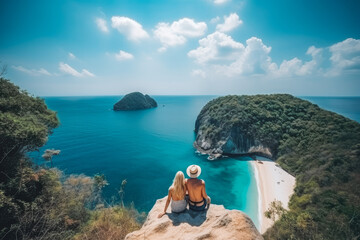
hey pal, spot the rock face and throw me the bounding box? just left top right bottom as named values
left=194, top=95, right=280, bottom=159
left=113, top=92, right=157, bottom=111
left=125, top=197, right=263, bottom=240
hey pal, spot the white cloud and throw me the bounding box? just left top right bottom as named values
left=187, top=31, right=244, bottom=64
left=12, top=66, right=52, bottom=76
left=154, top=23, right=187, bottom=47
left=115, top=50, right=134, bottom=61
left=216, top=13, right=242, bottom=32
left=59, top=62, right=95, bottom=77
left=188, top=35, right=277, bottom=76
left=189, top=35, right=360, bottom=80
left=154, top=18, right=207, bottom=51
left=329, top=38, right=360, bottom=74
left=96, top=18, right=109, bottom=33
left=68, top=52, right=76, bottom=59
left=81, top=69, right=95, bottom=77
left=220, top=37, right=276, bottom=76
left=192, top=69, right=206, bottom=78
left=276, top=38, right=360, bottom=77
left=277, top=46, right=323, bottom=76
left=111, top=16, right=149, bottom=41
left=210, top=16, right=220, bottom=24
left=214, top=0, right=230, bottom=4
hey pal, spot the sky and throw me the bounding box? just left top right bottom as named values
left=0, top=0, right=360, bottom=96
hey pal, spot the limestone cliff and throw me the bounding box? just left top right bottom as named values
left=125, top=197, right=263, bottom=240
left=194, top=95, right=275, bottom=159
left=113, top=92, right=157, bottom=111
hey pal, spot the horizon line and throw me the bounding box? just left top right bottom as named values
left=38, top=94, right=360, bottom=98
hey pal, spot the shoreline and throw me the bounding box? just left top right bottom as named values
left=250, top=158, right=296, bottom=234
left=252, top=160, right=262, bottom=231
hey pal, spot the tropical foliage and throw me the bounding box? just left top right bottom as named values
left=0, top=78, right=141, bottom=240
left=197, top=94, right=360, bottom=240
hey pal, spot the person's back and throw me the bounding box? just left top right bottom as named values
left=186, top=165, right=211, bottom=211
left=158, top=171, right=187, bottom=218
left=186, top=178, right=205, bottom=203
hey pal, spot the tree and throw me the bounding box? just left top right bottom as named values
left=0, top=78, right=59, bottom=181
left=0, top=61, right=7, bottom=77
left=0, top=78, right=59, bottom=238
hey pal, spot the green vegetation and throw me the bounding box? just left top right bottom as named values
left=0, top=78, right=141, bottom=239
left=196, top=94, right=360, bottom=240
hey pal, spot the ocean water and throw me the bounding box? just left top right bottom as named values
left=30, top=96, right=360, bottom=230
left=301, top=97, right=360, bottom=122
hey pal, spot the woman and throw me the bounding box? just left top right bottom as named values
left=158, top=171, right=187, bottom=218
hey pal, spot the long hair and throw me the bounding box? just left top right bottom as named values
left=170, top=171, right=186, bottom=199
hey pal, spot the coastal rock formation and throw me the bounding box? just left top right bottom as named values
left=113, top=92, right=157, bottom=111
left=194, top=95, right=276, bottom=159
left=125, top=197, right=263, bottom=240
left=195, top=94, right=360, bottom=239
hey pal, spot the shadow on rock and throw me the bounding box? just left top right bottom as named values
left=167, top=208, right=208, bottom=226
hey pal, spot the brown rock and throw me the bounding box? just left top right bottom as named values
left=125, top=197, right=263, bottom=240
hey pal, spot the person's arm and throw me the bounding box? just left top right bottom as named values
left=201, top=180, right=211, bottom=207
left=158, top=188, right=172, bottom=218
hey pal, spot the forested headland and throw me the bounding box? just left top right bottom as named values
left=195, top=94, right=360, bottom=239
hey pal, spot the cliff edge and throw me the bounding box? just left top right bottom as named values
left=125, top=197, right=263, bottom=240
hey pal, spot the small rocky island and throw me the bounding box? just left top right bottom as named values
left=113, top=92, right=157, bottom=111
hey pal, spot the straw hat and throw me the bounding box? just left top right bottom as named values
left=186, top=164, right=201, bottom=178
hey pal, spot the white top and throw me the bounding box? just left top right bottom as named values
left=171, top=199, right=187, bottom=213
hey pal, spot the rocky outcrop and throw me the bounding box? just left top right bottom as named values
left=125, top=197, right=263, bottom=240
left=194, top=110, right=272, bottom=159
left=113, top=92, right=157, bottom=111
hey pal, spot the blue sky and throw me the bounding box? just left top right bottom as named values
left=1, top=0, right=359, bottom=96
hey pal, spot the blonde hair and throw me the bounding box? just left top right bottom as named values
left=170, top=171, right=186, bottom=199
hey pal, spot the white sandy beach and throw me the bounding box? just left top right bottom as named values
left=251, top=157, right=296, bottom=234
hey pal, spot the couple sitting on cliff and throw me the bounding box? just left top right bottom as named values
left=158, top=164, right=211, bottom=218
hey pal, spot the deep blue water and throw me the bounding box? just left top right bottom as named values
left=301, top=97, right=360, bottom=122
left=30, top=95, right=360, bottom=230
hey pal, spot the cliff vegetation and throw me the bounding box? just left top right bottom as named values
left=0, top=78, right=142, bottom=240
left=195, top=94, right=360, bottom=240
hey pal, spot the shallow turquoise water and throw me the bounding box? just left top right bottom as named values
left=31, top=96, right=260, bottom=227
left=30, top=95, right=360, bottom=230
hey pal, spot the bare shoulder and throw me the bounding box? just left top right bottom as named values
left=201, top=179, right=205, bottom=185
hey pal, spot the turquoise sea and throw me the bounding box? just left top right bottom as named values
left=30, top=96, right=360, bottom=230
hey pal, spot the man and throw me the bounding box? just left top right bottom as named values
left=185, top=164, right=211, bottom=211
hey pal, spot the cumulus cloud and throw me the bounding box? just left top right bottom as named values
left=277, top=46, right=323, bottom=76
left=220, top=37, right=276, bottom=76
left=154, top=18, right=207, bottom=51
left=216, top=13, right=242, bottom=32
left=188, top=34, right=277, bottom=76
left=111, top=16, right=149, bottom=41
left=188, top=34, right=360, bottom=79
left=329, top=38, right=360, bottom=74
left=115, top=50, right=134, bottom=61
left=96, top=18, right=109, bottom=33
left=12, top=66, right=52, bottom=76
left=59, top=62, right=95, bottom=77
left=187, top=31, right=244, bottom=64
